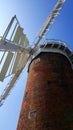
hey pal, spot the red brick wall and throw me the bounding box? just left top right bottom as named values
left=17, top=52, right=73, bottom=130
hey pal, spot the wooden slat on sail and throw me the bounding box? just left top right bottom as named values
left=12, top=52, right=29, bottom=74
left=13, top=26, right=23, bottom=43
left=12, top=53, right=21, bottom=73
left=17, top=53, right=29, bottom=70
left=19, top=33, right=29, bottom=47
left=0, top=52, right=13, bottom=81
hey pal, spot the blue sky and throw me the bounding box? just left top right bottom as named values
left=0, top=0, right=73, bottom=130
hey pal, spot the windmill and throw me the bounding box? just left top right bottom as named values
left=0, top=0, right=73, bottom=129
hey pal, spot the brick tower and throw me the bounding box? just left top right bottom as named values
left=17, top=42, right=73, bottom=130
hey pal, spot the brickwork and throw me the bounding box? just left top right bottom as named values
left=17, top=52, right=73, bottom=130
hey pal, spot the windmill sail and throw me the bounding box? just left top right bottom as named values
left=35, top=0, right=66, bottom=47
left=0, top=15, right=30, bottom=77
left=0, top=15, right=30, bottom=105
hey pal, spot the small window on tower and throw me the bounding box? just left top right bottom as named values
left=28, top=110, right=36, bottom=120
left=34, top=58, right=40, bottom=64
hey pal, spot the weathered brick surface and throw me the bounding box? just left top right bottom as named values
left=17, top=52, right=73, bottom=130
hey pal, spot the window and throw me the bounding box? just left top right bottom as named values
left=34, top=58, right=40, bottom=64
left=28, top=110, right=36, bottom=120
